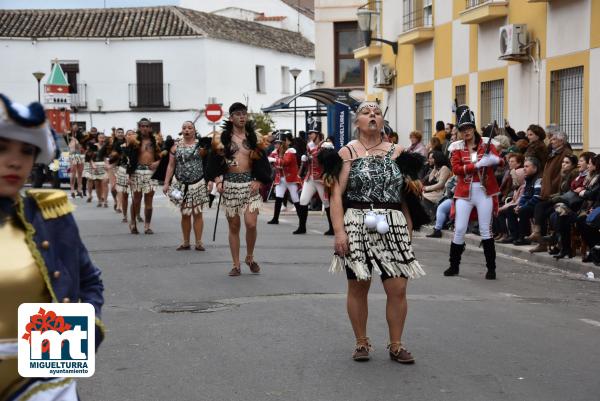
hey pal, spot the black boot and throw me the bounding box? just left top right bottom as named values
left=444, top=242, right=465, bottom=276
left=426, top=229, right=442, bottom=238
left=554, top=233, right=573, bottom=259
left=324, top=207, right=334, bottom=236
left=208, top=194, right=215, bottom=208
left=481, top=238, right=496, bottom=280
left=268, top=197, right=283, bottom=224
left=293, top=203, right=307, bottom=234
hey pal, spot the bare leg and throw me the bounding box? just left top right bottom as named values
left=76, top=164, right=83, bottom=194
left=192, top=211, right=204, bottom=245
left=382, top=277, right=408, bottom=351
left=70, top=165, right=76, bottom=194
left=227, top=215, right=241, bottom=268
left=131, top=191, right=142, bottom=229
left=95, top=180, right=103, bottom=205
left=121, top=193, right=129, bottom=221
left=244, top=209, right=258, bottom=261
left=143, top=191, right=155, bottom=231
left=181, top=214, right=191, bottom=246
left=347, top=280, right=371, bottom=340
left=87, top=179, right=94, bottom=201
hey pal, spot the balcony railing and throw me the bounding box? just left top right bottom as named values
left=128, top=83, right=170, bottom=109
left=71, top=83, right=87, bottom=109
left=402, top=8, right=433, bottom=32
left=466, top=0, right=506, bottom=9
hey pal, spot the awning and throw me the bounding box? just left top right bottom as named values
left=261, top=88, right=360, bottom=113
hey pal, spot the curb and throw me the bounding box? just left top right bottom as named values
left=415, top=226, right=600, bottom=278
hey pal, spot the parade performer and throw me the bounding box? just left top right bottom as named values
left=0, top=93, right=104, bottom=401
left=125, top=118, right=161, bottom=234
left=89, top=133, right=109, bottom=208
left=444, top=105, right=503, bottom=279
left=324, top=101, right=427, bottom=363
left=67, top=123, right=84, bottom=198
left=115, top=130, right=135, bottom=223
left=163, top=121, right=210, bottom=251
left=106, top=128, right=125, bottom=212
left=294, top=128, right=335, bottom=235
left=206, top=102, right=272, bottom=276
left=267, top=132, right=301, bottom=225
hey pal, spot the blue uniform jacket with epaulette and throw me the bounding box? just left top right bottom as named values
left=21, top=192, right=105, bottom=349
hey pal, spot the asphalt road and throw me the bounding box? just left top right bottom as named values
left=72, top=194, right=600, bottom=401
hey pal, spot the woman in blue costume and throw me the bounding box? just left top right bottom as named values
left=322, top=101, right=428, bottom=364
left=0, top=94, right=104, bottom=401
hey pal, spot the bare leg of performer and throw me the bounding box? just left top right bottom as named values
left=180, top=214, right=191, bottom=247
left=244, top=209, right=258, bottom=271
left=94, top=180, right=103, bottom=207
left=193, top=211, right=204, bottom=249
left=382, top=277, right=408, bottom=350
left=76, top=163, right=83, bottom=196
left=130, top=191, right=142, bottom=233
left=227, top=215, right=242, bottom=271
left=121, top=192, right=129, bottom=222
left=347, top=280, right=371, bottom=348
left=143, top=191, right=154, bottom=233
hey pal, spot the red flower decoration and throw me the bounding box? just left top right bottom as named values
left=22, top=307, right=72, bottom=353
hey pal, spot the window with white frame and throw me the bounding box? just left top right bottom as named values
left=480, top=79, right=504, bottom=128
left=256, top=65, right=266, bottom=93
left=415, top=91, right=432, bottom=142
left=281, top=66, right=290, bottom=94
left=403, top=0, right=433, bottom=31
left=550, top=66, right=583, bottom=147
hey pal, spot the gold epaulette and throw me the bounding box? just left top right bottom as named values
left=26, top=189, right=74, bottom=220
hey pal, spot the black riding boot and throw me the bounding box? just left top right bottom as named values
left=324, top=207, right=334, bottom=236
left=444, top=242, right=465, bottom=276
left=481, top=238, right=496, bottom=280
left=268, top=197, right=283, bottom=224
left=293, top=203, right=308, bottom=234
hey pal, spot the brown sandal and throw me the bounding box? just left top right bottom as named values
left=129, top=224, right=139, bottom=234
left=245, top=256, right=260, bottom=273
left=144, top=228, right=154, bottom=235
left=352, top=337, right=372, bottom=361
left=195, top=243, right=205, bottom=251
left=228, top=266, right=241, bottom=276
left=176, top=244, right=191, bottom=251
left=388, top=343, right=415, bottom=364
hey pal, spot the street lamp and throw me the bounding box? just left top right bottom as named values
left=356, top=6, right=398, bottom=55
left=32, top=71, right=45, bottom=102
left=289, top=68, right=302, bottom=137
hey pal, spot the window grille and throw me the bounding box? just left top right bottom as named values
left=403, top=0, right=433, bottom=31
left=416, top=91, right=432, bottom=142
left=550, top=66, right=583, bottom=147
left=455, top=85, right=467, bottom=107
left=480, top=79, right=504, bottom=128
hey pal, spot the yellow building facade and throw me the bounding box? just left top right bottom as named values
left=354, top=0, right=600, bottom=152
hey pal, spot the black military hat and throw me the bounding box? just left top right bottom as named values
left=455, top=104, right=476, bottom=131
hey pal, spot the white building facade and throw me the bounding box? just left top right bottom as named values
left=0, top=6, right=314, bottom=137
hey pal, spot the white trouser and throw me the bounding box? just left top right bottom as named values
left=299, top=178, right=329, bottom=208
left=275, top=177, right=300, bottom=203
left=453, top=183, right=493, bottom=244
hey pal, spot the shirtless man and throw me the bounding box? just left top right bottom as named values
left=206, top=102, right=272, bottom=276
left=127, top=118, right=160, bottom=234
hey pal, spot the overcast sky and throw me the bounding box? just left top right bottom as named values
left=0, top=0, right=177, bottom=9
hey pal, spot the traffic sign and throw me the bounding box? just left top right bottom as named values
left=205, top=104, right=223, bottom=123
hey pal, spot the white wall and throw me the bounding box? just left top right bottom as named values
left=478, top=17, right=507, bottom=71
left=396, top=85, right=415, bottom=141
left=468, top=72, right=478, bottom=118
left=589, top=48, right=600, bottom=153
left=382, top=0, right=403, bottom=39
left=452, top=19, right=470, bottom=76
left=0, top=36, right=314, bottom=136
left=180, top=0, right=315, bottom=42
left=434, top=78, right=452, bottom=126
left=434, top=0, right=453, bottom=26
left=507, top=62, right=543, bottom=131
left=314, top=22, right=336, bottom=87
left=546, top=0, right=591, bottom=58
left=413, top=41, right=434, bottom=83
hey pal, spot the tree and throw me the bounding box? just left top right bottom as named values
left=251, top=112, right=275, bottom=135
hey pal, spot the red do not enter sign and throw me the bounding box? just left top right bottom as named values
left=205, top=104, right=223, bottom=122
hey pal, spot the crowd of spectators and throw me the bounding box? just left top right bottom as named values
left=409, top=120, right=600, bottom=264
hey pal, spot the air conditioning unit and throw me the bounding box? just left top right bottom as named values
left=373, top=64, right=394, bottom=88
left=499, top=24, right=528, bottom=60
left=310, top=70, right=325, bottom=84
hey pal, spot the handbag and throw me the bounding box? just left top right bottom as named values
left=556, top=190, right=582, bottom=209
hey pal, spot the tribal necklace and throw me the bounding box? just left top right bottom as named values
left=358, top=139, right=383, bottom=156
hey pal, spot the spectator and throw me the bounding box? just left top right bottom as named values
left=421, top=150, right=452, bottom=220
left=407, top=130, right=427, bottom=157
left=504, top=120, right=526, bottom=143
left=445, top=123, right=454, bottom=139
left=427, top=136, right=443, bottom=153
left=507, top=138, right=529, bottom=154
left=528, top=131, right=572, bottom=252
left=497, top=168, right=526, bottom=243
left=434, top=121, right=446, bottom=144
left=541, top=154, right=578, bottom=258
left=513, top=157, right=542, bottom=245
left=388, top=131, right=399, bottom=144
left=426, top=175, right=457, bottom=238
left=576, top=155, right=600, bottom=261
left=495, top=153, right=524, bottom=240
left=524, top=124, right=548, bottom=169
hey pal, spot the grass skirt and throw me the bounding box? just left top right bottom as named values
left=82, top=162, right=91, bottom=179
left=169, top=178, right=209, bottom=215
left=130, top=168, right=157, bottom=194
left=330, top=208, right=425, bottom=281
left=115, top=166, right=129, bottom=194
left=222, top=181, right=262, bottom=218
left=69, top=153, right=84, bottom=165
left=89, top=161, right=107, bottom=180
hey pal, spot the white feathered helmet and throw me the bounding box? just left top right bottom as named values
left=0, top=94, right=55, bottom=164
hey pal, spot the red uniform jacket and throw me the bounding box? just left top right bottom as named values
left=271, top=148, right=301, bottom=185
left=305, top=142, right=332, bottom=182
left=449, top=139, right=503, bottom=199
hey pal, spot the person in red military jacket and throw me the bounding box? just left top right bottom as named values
left=267, top=132, right=301, bottom=224
left=293, top=129, right=335, bottom=235
left=444, top=105, right=503, bottom=280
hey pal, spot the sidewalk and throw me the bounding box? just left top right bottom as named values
left=414, top=225, right=600, bottom=278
